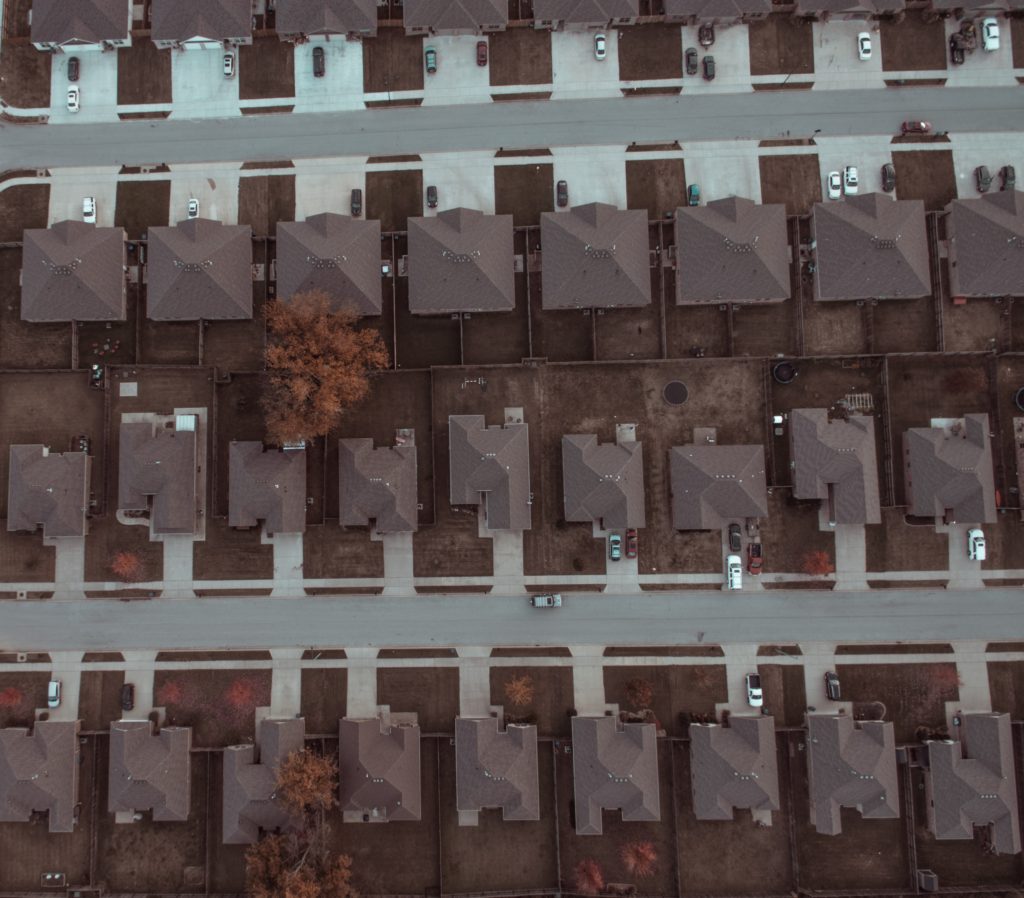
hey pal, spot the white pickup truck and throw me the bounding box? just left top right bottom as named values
left=531, top=593, right=562, bottom=608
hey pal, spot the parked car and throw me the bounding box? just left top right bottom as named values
left=75, top=434, right=91, bottom=454
left=824, top=671, right=841, bottom=701
left=685, top=47, right=698, bottom=75
left=313, top=45, right=325, bottom=77
left=881, top=162, right=896, bottom=192
left=687, top=183, right=701, bottom=206
left=726, top=554, right=742, bottom=590
left=857, top=32, right=872, bottom=61
left=121, top=682, right=135, bottom=711
left=843, top=166, right=859, bottom=196
left=745, top=673, right=763, bottom=708
left=477, top=40, right=488, bottom=66
left=975, top=165, right=992, bottom=193
left=424, top=45, right=437, bottom=74
left=901, top=120, right=931, bottom=135
left=89, top=363, right=104, bottom=387
left=827, top=170, right=842, bottom=200
left=728, top=523, right=742, bottom=552
left=1000, top=165, right=1016, bottom=191
left=223, top=52, right=235, bottom=78
left=68, top=56, right=80, bottom=82
left=556, top=179, right=569, bottom=207
left=67, top=85, right=80, bottom=113
left=47, top=679, right=61, bottom=709
left=698, top=23, right=715, bottom=47
left=187, top=197, right=199, bottom=219
left=626, top=528, right=638, bottom=559
left=967, top=528, right=986, bottom=561
left=594, top=33, right=606, bottom=60
left=949, top=34, right=966, bottom=66
left=82, top=196, right=96, bottom=223
left=702, top=55, right=715, bottom=81
left=747, top=542, right=763, bottom=575
left=531, top=593, right=562, bottom=608
left=351, top=188, right=362, bottom=217
left=608, top=533, right=622, bottom=561
left=426, top=184, right=438, bottom=208
left=981, top=17, right=999, bottom=51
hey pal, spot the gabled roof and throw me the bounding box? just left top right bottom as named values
left=925, top=713, right=1020, bottom=855
left=223, top=718, right=306, bottom=844
left=151, top=0, right=253, bottom=42
left=22, top=221, right=126, bottom=322
left=108, top=720, right=192, bottom=822
left=455, top=718, right=540, bottom=822
left=339, top=717, right=422, bottom=822
left=806, top=715, right=899, bottom=836
left=30, top=0, right=131, bottom=45
left=675, top=197, right=789, bottom=304
left=812, top=194, right=930, bottom=302
left=7, top=445, right=91, bottom=538
left=789, top=409, right=881, bottom=525
left=408, top=209, right=514, bottom=314
left=404, top=0, right=508, bottom=30
left=275, top=0, right=378, bottom=36
left=533, top=0, right=639, bottom=23
left=118, top=421, right=197, bottom=535
left=229, top=442, right=307, bottom=535
left=689, top=716, right=779, bottom=820
left=795, top=0, right=903, bottom=13
left=562, top=434, right=645, bottom=529
left=339, top=438, right=418, bottom=533
left=903, top=414, right=996, bottom=524
left=541, top=204, right=651, bottom=309
left=0, top=721, right=80, bottom=832
left=146, top=219, right=253, bottom=321
left=571, top=716, right=660, bottom=836
left=947, top=191, right=1024, bottom=298
left=275, top=214, right=382, bottom=316
left=449, top=415, right=531, bottom=531
left=664, top=0, right=770, bottom=16
left=670, top=444, right=767, bottom=530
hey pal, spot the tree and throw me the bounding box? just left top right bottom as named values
left=262, top=291, right=389, bottom=445
left=801, top=550, right=834, bottom=577
left=574, top=859, right=605, bottom=896
left=625, top=678, right=654, bottom=710
left=275, top=749, right=338, bottom=818
left=504, top=674, right=535, bottom=707
left=620, top=840, right=658, bottom=878
left=110, top=550, right=144, bottom=582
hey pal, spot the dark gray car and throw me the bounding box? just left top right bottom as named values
left=702, top=55, right=715, bottom=81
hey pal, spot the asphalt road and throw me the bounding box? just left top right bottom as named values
left=0, top=587, right=1020, bottom=652
left=3, top=87, right=1022, bottom=169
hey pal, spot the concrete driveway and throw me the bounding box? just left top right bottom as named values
left=422, top=36, right=492, bottom=106
left=171, top=48, right=241, bottom=118
left=49, top=50, right=119, bottom=123
left=551, top=145, right=628, bottom=208
left=47, top=168, right=120, bottom=227
left=551, top=30, right=621, bottom=99
left=420, top=150, right=496, bottom=213
left=293, top=38, right=364, bottom=113
left=292, top=157, right=368, bottom=220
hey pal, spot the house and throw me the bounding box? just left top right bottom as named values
left=403, top=0, right=508, bottom=34
left=571, top=716, right=660, bottom=836
left=562, top=434, right=645, bottom=529
left=449, top=415, right=531, bottom=531
left=339, top=436, right=419, bottom=533
left=223, top=718, right=305, bottom=844
left=21, top=221, right=126, bottom=322
left=946, top=191, right=1024, bottom=299
left=794, top=0, right=904, bottom=18
left=108, top=720, right=192, bottom=822
left=7, top=445, right=91, bottom=539
left=811, top=194, right=930, bottom=302
left=674, top=197, right=789, bottom=305
left=689, top=716, right=779, bottom=821
left=146, top=219, right=253, bottom=321
left=924, top=712, right=1020, bottom=855
left=664, top=0, right=770, bottom=22
left=903, top=414, right=996, bottom=524
left=151, top=0, right=253, bottom=49
left=275, top=0, right=378, bottom=39
left=0, top=721, right=81, bottom=832
left=533, top=0, right=639, bottom=29
left=455, top=718, right=539, bottom=824
left=789, top=408, right=881, bottom=525
left=275, top=214, right=382, bottom=315
left=540, top=203, right=650, bottom=309
left=669, top=442, right=768, bottom=530
left=339, top=715, right=422, bottom=822
left=229, top=442, right=307, bottom=535
left=31, top=0, right=132, bottom=51
left=407, top=209, right=514, bottom=315
left=806, top=715, right=898, bottom=835
left=118, top=417, right=198, bottom=536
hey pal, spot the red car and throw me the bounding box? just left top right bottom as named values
left=626, top=528, right=638, bottom=559
left=747, top=542, right=763, bottom=575
left=901, top=120, right=931, bottom=136
left=476, top=41, right=488, bottom=66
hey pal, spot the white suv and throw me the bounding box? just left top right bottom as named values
left=82, top=196, right=96, bottom=224
left=967, top=528, right=986, bottom=561
left=726, top=554, right=742, bottom=590
left=982, top=18, right=999, bottom=51
left=66, top=85, right=80, bottom=113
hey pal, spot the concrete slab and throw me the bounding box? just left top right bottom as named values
left=292, top=157, right=368, bottom=220
left=944, top=521, right=983, bottom=587
left=815, top=135, right=898, bottom=198
left=680, top=24, right=751, bottom=94
left=833, top=524, right=867, bottom=590
left=682, top=140, right=762, bottom=203
left=293, top=37, right=364, bottom=113
left=122, top=650, right=156, bottom=718
left=950, top=133, right=1023, bottom=198
left=457, top=656, right=493, bottom=717
left=571, top=656, right=615, bottom=716
left=551, top=30, right=621, bottom=99
left=420, top=150, right=496, bottom=214
left=46, top=537, right=86, bottom=597
left=160, top=534, right=196, bottom=598
left=945, top=639, right=992, bottom=731
left=170, top=49, right=241, bottom=119
left=268, top=532, right=305, bottom=597
left=42, top=652, right=83, bottom=723
left=490, top=529, right=526, bottom=593
left=943, top=19, right=1016, bottom=88
left=716, top=643, right=761, bottom=716
left=168, top=165, right=241, bottom=225
left=50, top=50, right=119, bottom=123
left=48, top=168, right=121, bottom=227
left=345, top=651, right=379, bottom=718
left=811, top=21, right=885, bottom=91
left=422, top=36, right=492, bottom=107
left=269, top=647, right=304, bottom=717
left=551, top=145, right=627, bottom=209
left=381, top=532, right=414, bottom=596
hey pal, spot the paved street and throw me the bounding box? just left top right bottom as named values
left=2, top=87, right=1021, bottom=169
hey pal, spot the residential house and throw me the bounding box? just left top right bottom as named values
left=533, top=0, right=639, bottom=29
left=275, top=0, right=378, bottom=39
left=339, top=715, right=422, bottom=822
left=794, top=0, right=904, bottom=18
left=403, top=0, right=508, bottom=34
left=151, top=0, right=254, bottom=49
left=0, top=721, right=81, bottom=832
left=118, top=417, right=198, bottom=536
left=664, top=0, right=770, bottom=22
left=108, top=720, right=192, bottom=822
left=669, top=441, right=768, bottom=530
left=449, top=415, right=531, bottom=530
left=562, top=434, right=645, bottom=529
left=455, top=717, right=540, bottom=824
left=229, top=442, right=307, bottom=535
left=946, top=191, right=1024, bottom=299
left=31, top=0, right=132, bottom=51
left=339, top=436, right=419, bottom=533
left=7, top=445, right=91, bottom=539
left=689, top=716, right=779, bottom=821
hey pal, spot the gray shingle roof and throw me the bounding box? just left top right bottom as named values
left=455, top=718, right=540, bottom=822
left=151, top=0, right=253, bottom=42
left=675, top=197, right=789, bottom=304
left=108, top=720, right=192, bottom=822
left=812, top=194, right=930, bottom=302
left=925, top=713, right=1020, bottom=855
left=665, top=0, right=770, bottom=16
left=275, top=214, right=382, bottom=316
left=223, top=718, right=306, bottom=844
left=408, top=209, right=514, bottom=314
left=30, top=0, right=131, bottom=45
left=533, top=0, right=639, bottom=24
left=571, top=716, right=660, bottom=836
left=118, top=421, right=197, bottom=535
left=449, top=415, right=532, bottom=531
left=275, top=0, right=378, bottom=36
left=903, top=414, right=996, bottom=524
left=541, top=204, right=651, bottom=309
left=562, top=434, right=645, bottom=529
left=229, top=442, right=307, bottom=535
left=7, top=445, right=91, bottom=539
left=670, top=444, right=767, bottom=530
left=22, top=221, right=126, bottom=322
left=795, top=0, right=903, bottom=13
left=0, top=721, right=80, bottom=832
left=339, top=717, right=422, bottom=822
left=146, top=219, right=253, bottom=321
left=339, top=438, right=419, bottom=533
left=947, top=191, right=1024, bottom=298
left=789, top=409, right=881, bottom=525
left=806, top=715, right=898, bottom=836
left=689, top=716, right=779, bottom=821
left=404, top=0, right=508, bottom=30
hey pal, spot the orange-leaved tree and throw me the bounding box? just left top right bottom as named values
left=504, top=674, right=535, bottom=707
left=275, top=749, right=338, bottom=819
left=625, top=678, right=654, bottom=710
left=620, top=840, right=658, bottom=877
left=110, top=550, right=144, bottom=582
left=575, top=859, right=605, bottom=896
left=801, top=550, right=834, bottom=577
left=263, top=290, right=389, bottom=446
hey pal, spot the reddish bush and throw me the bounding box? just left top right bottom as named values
left=504, top=674, right=535, bottom=707
left=800, top=550, right=834, bottom=577
left=0, top=687, right=23, bottom=708
left=110, top=551, right=144, bottom=582
left=625, top=678, right=655, bottom=710
left=225, top=677, right=258, bottom=709
left=575, top=859, right=605, bottom=896
left=156, top=680, right=184, bottom=707
left=620, top=840, right=658, bottom=877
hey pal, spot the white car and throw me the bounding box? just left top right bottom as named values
left=223, top=52, right=235, bottom=77
left=531, top=593, right=562, bottom=608
left=726, top=554, right=742, bottom=590
left=857, top=32, right=872, bottom=61
left=827, top=171, right=842, bottom=200
left=844, top=166, right=859, bottom=196
left=967, top=528, right=986, bottom=561
left=47, top=679, right=61, bottom=709
left=981, top=17, right=999, bottom=51
left=66, top=85, right=80, bottom=113
left=594, top=33, right=607, bottom=61
left=745, top=673, right=763, bottom=708
left=187, top=198, right=200, bottom=219
left=82, top=196, right=96, bottom=224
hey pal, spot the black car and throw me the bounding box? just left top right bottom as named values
left=556, top=179, right=569, bottom=208
left=68, top=57, right=80, bottom=82
left=728, top=523, right=742, bottom=552
left=881, top=162, right=896, bottom=193
left=426, top=185, right=438, bottom=209
left=698, top=23, right=715, bottom=47
left=313, top=46, right=325, bottom=77
left=121, top=683, right=135, bottom=712
left=949, top=34, right=965, bottom=65
left=702, top=55, right=715, bottom=81
left=1001, top=165, right=1016, bottom=191
left=685, top=47, right=698, bottom=76
left=350, top=188, right=362, bottom=217
left=975, top=165, right=992, bottom=193
left=824, top=671, right=841, bottom=701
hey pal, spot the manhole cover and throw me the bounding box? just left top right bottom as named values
left=1015, top=387, right=1024, bottom=412
left=663, top=381, right=688, bottom=405
left=772, top=362, right=798, bottom=385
